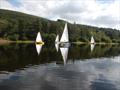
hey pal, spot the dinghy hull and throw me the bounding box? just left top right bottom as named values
left=59, top=42, right=70, bottom=47
left=35, top=41, right=44, bottom=45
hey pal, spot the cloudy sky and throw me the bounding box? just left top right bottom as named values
left=0, top=0, right=120, bottom=29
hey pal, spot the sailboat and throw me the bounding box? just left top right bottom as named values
left=60, top=47, right=69, bottom=65
left=55, top=35, right=59, bottom=52
left=36, top=32, right=44, bottom=45
left=91, top=36, right=95, bottom=44
left=36, top=44, right=42, bottom=55
left=55, top=35, right=59, bottom=43
left=60, top=23, right=69, bottom=46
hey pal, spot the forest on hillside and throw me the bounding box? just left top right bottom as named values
left=0, top=9, right=120, bottom=44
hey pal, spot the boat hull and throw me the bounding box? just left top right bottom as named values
left=59, top=42, right=70, bottom=47
left=35, top=41, right=44, bottom=45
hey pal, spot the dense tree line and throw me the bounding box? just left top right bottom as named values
left=0, top=9, right=120, bottom=43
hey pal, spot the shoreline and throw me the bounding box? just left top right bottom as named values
left=0, top=39, right=34, bottom=45
left=71, top=42, right=120, bottom=45
left=0, top=39, right=11, bottom=45
left=0, top=39, right=119, bottom=45
left=11, top=40, right=34, bottom=43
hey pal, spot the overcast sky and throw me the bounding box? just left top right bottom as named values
left=0, top=0, right=120, bottom=30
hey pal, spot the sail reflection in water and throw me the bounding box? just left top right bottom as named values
left=55, top=43, right=59, bottom=52
left=36, top=44, right=43, bottom=55
left=60, top=46, right=69, bottom=65
left=90, top=44, right=95, bottom=52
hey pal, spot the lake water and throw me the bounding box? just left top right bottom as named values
left=0, top=43, right=120, bottom=90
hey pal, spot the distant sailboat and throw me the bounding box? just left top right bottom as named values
left=36, top=32, right=44, bottom=45
left=91, top=36, right=95, bottom=44
left=60, top=47, right=69, bottom=65
left=55, top=35, right=59, bottom=52
left=60, top=23, right=69, bottom=43
left=36, top=44, right=42, bottom=55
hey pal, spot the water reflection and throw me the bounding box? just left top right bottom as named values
left=36, top=44, right=43, bottom=55
left=0, top=43, right=120, bottom=90
left=113, top=56, right=120, bottom=63
left=55, top=43, right=59, bottom=52
left=0, top=44, right=120, bottom=71
left=0, top=56, right=120, bottom=90
left=60, top=46, right=69, bottom=65
left=90, top=44, right=95, bottom=52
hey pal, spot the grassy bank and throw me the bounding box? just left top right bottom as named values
left=0, top=39, right=11, bottom=45
left=11, top=40, right=34, bottom=44
left=0, top=39, right=34, bottom=44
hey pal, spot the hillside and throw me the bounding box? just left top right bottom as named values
left=0, top=9, right=120, bottom=43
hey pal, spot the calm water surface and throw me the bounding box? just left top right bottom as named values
left=0, top=43, right=120, bottom=90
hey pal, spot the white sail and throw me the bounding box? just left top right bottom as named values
left=36, top=32, right=42, bottom=42
left=55, top=43, right=59, bottom=52
left=55, top=35, right=59, bottom=42
left=60, top=47, right=69, bottom=65
left=91, top=36, right=95, bottom=44
left=60, top=23, right=69, bottom=42
left=36, top=44, right=42, bottom=55
left=91, top=44, right=95, bottom=52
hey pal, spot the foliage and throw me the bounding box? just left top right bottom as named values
left=0, top=9, right=120, bottom=43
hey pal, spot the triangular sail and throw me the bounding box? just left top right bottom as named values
left=60, top=23, right=69, bottom=42
left=36, top=32, right=42, bottom=42
left=91, top=36, right=95, bottom=44
left=36, top=44, right=42, bottom=55
left=60, top=47, right=69, bottom=65
left=55, top=35, right=59, bottom=42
